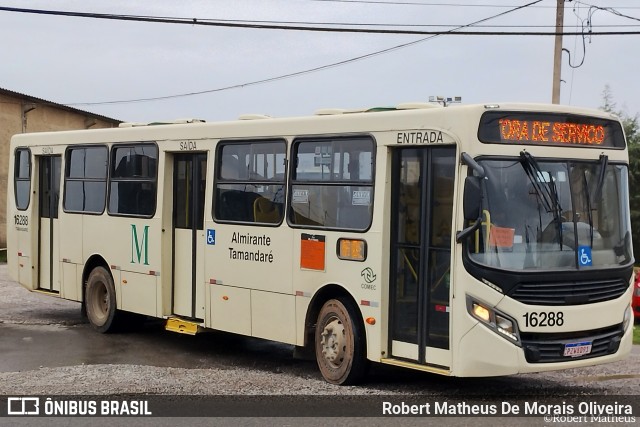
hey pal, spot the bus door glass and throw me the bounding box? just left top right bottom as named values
left=390, top=146, right=455, bottom=364
left=173, top=153, right=207, bottom=319
left=38, top=155, right=61, bottom=292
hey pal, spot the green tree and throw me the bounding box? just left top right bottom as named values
left=601, top=85, right=640, bottom=263
left=601, top=85, right=640, bottom=144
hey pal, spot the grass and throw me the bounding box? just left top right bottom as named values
left=634, top=324, right=640, bottom=345
left=0, top=250, right=6, bottom=263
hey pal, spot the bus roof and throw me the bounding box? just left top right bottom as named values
left=10, top=102, right=621, bottom=148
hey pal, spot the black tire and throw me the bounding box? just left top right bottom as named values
left=85, top=266, right=119, bottom=333
left=315, top=298, right=368, bottom=385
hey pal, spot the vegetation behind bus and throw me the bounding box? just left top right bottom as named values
left=601, top=86, right=640, bottom=264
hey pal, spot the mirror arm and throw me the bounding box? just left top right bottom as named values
left=461, top=152, right=485, bottom=178
left=456, top=217, right=482, bottom=243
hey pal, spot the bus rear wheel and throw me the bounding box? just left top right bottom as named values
left=85, top=266, right=119, bottom=333
left=315, top=298, right=367, bottom=385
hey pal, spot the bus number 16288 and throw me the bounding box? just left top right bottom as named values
left=522, top=311, right=565, bottom=328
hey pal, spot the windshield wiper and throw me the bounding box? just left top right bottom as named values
left=581, top=155, right=607, bottom=249
left=582, top=171, right=594, bottom=246
left=520, top=152, right=552, bottom=212
left=593, top=154, right=609, bottom=202
left=520, top=151, right=564, bottom=247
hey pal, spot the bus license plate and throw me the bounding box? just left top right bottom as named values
left=563, top=341, right=592, bottom=357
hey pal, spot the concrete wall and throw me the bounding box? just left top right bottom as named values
left=0, top=91, right=119, bottom=247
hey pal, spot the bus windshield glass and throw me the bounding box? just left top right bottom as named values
left=468, top=156, right=632, bottom=271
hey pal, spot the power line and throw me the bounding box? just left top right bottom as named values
left=1, top=6, right=638, bottom=37
left=308, top=0, right=640, bottom=8
left=308, top=0, right=557, bottom=7
left=576, top=1, right=640, bottom=23
left=64, top=0, right=548, bottom=106
left=0, top=5, right=635, bottom=29
left=560, top=1, right=640, bottom=71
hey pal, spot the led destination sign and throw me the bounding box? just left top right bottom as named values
left=500, top=119, right=604, bottom=144
left=478, top=111, right=625, bottom=149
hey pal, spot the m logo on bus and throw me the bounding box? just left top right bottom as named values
left=131, top=224, right=150, bottom=265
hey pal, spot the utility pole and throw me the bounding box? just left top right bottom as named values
left=551, top=0, right=564, bottom=104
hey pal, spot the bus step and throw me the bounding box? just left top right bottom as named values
left=165, top=318, right=201, bottom=335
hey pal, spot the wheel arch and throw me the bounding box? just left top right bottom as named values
left=81, top=254, right=112, bottom=304
left=302, top=283, right=367, bottom=358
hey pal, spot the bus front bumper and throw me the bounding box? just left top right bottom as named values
left=455, top=319, right=633, bottom=377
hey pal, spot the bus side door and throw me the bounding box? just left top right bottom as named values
left=38, top=155, right=61, bottom=292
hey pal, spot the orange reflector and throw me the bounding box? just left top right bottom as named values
left=366, top=317, right=376, bottom=325
left=222, top=296, right=229, bottom=301
left=122, top=280, right=128, bottom=284
left=337, top=238, right=366, bottom=261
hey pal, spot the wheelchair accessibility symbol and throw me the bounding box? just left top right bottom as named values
left=578, top=245, right=592, bottom=266
left=206, top=229, right=216, bottom=245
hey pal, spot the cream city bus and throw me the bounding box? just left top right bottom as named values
left=7, top=103, right=634, bottom=385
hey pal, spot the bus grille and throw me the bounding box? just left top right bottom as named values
left=510, top=278, right=628, bottom=306
left=520, top=324, right=624, bottom=363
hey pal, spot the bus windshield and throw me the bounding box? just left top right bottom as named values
left=468, top=156, right=632, bottom=271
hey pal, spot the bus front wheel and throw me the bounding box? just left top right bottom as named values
left=85, top=266, right=119, bottom=333
left=315, top=298, right=367, bottom=385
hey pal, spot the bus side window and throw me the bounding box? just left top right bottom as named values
left=108, top=144, right=158, bottom=217
left=14, top=148, right=32, bottom=210
left=214, top=140, right=286, bottom=225
left=290, top=137, right=374, bottom=230
left=64, top=146, right=108, bottom=214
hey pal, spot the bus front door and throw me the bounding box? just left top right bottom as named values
left=38, top=155, right=61, bottom=292
left=172, top=153, right=207, bottom=320
left=389, top=146, right=455, bottom=367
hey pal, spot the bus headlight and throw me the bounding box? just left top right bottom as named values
left=467, top=296, right=521, bottom=345
left=623, top=305, right=631, bottom=332
left=496, top=314, right=518, bottom=341
left=471, top=302, right=491, bottom=323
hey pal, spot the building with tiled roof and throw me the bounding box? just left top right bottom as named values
left=0, top=87, right=121, bottom=247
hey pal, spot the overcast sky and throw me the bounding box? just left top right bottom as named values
left=1, top=0, right=639, bottom=123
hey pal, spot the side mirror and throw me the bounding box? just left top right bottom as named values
left=463, top=176, right=482, bottom=221
left=457, top=176, right=483, bottom=243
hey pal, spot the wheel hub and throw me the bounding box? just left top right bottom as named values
left=320, top=318, right=346, bottom=367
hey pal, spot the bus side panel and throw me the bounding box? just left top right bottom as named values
left=291, top=228, right=384, bottom=361
left=60, top=263, right=79, bottom=301
left=209, top=284, right=251, bottom=336
left=251, top=290, right=296, bottom=344
left=120, top=272, right=157, bottom=317
left=294, top=295, right=310, bottom=346
left=15, top=246, right=34, bottom=289
left=7, top=153, right=36, bottom=290
left=206, top=223, right=294, bottom=295
left=83, top=215, right=163, bottom=317
left=59, top=212, right=83, bottom=301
